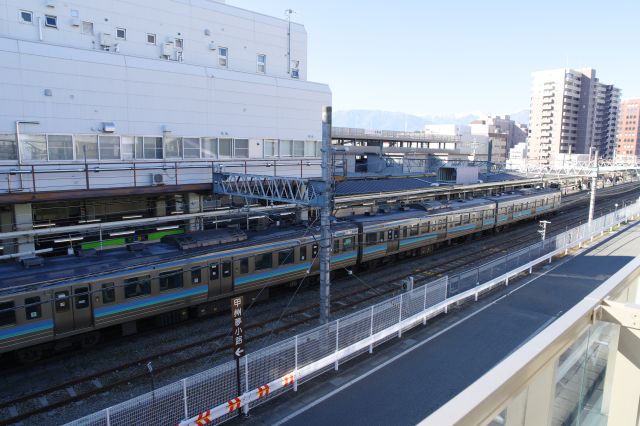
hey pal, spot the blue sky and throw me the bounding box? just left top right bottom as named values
left=228, top=0, right=640, bottom=116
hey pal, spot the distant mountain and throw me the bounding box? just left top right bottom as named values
left=333, top=109, right=529, bottom=131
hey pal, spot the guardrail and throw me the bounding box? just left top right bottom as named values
left=66, top=202, right=640, bottom=426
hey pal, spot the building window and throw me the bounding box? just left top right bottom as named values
left=304, top=140, right=316, bottom=157
left=99, top=135, right=120, bottom=160
left=75, top=135, right=98, bottom=160
left=116, top=28, right=126, bottom=39
left=47, top=135, right=74, bottom=161
left=293, top=140, right=304, bottom=157
left=45, top=15, right=57, bottom=28
left=291, top=60, right=300, bottom=79
left=263, top=139, right=278, bottom=157
left=82, top=21, right=94, bottom=35
left=234, top=139, right=249, bottom=158
left=121, top=136, right=135, bottom=160
left=136, top=137, right=163, bottom=159
left=146, top=33, right=156, bottom=45
left=257, top=54, right=266, bottom=74
left=20, top=10, right=33, bottom=24
left=20, top=134, right=47, bottom=161
left=218, top=47, right=228, bottom=67
left=0, top=134, right=18, bottom=161
left=280, top=140, right=293, bottom=157
left=201, top=138, right=218, bottom=158
left=164, top=137, right=182, bottom=159
left=219, top=138, right=232, bottom=157
left=183, top=138, right=200, bottom=158
left=175, top=38, right=183, bottom=49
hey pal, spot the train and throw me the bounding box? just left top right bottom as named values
left=0, top=188, right=561, bottom=361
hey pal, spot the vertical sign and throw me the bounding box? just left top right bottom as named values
left=231, top=296, right=245, bottom=359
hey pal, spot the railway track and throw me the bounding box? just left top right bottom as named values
left=1, top=182, right=638, bottom=426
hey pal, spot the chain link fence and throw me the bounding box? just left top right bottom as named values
left=66, top=201, right=640, bottom=426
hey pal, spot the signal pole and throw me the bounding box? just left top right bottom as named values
left=319, top=106, right=333, bottom=324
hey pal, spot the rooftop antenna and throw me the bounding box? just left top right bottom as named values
left=285, top=9, right=294, bottom=75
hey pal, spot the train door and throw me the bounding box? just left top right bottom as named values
left=387, top=228, right=399, bottom=253
left=52, top=288, right=74, bottom=334
left=72, top=286, right=93, bottom=329
left=209, top=260, right=234, bottom=297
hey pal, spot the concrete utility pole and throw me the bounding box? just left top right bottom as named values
left=319, top=106, right=333, bottom=324
left=588, top=150, right=599, bottom=225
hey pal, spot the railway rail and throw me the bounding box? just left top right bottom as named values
left=0, top=182, right=638, bottom=426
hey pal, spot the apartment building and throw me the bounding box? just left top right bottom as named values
left=528, top=68, right=620, bottom=165
left=616, top=99, right=640, bottom=158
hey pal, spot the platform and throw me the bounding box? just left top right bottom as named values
left=239, top=222, right=640, bottom=425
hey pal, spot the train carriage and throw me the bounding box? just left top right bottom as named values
left=0, top=188, right=561, bottom=360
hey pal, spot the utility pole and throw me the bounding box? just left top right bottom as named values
left=319, top=106, right=333, bottom=324
left=538, top=220, right=550, bottom=248
left=588, top=149, right=599, bottom=225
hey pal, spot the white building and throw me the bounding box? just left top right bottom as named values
left=0, top=0, right=331, bottom=166
left=506, top=142, right=527, bottom=170
left=0, top=0, right=331, bottom=257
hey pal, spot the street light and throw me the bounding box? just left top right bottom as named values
left=614, top=203, right=619, bottom=220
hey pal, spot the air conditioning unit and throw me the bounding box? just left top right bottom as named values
left=208, top=42, right=216, bottom=50
left=99, top=32, right=113, bottom=49
left=70, top=17, right=81, bottom=27
left=161, top=42, right=174, bottom=59
left=152, top=174, right=165, bottom=185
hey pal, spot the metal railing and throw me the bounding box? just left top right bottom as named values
left=0, top=159, right=323, bottom=194
left=66, top=202, right=640, bottom=426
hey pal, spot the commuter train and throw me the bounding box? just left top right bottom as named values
left=0, top=188, right=560, bottom=361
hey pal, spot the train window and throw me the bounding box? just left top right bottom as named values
left=312, top=244, right=319, bottom=258
left=55, top=291, right=70, bottom=312
left=387, top=230, right=393, bottom=240
left=462, top=214, right=470, bottom=224
left=222, top=262, right=232, bottom=278
left=0, top=301, right=16, bottom=326
left=159, top=270, right=184, bottom=291
left=210, top=264, right=219, bottom=280
left=393, top=229, right=399, bottom=239
left=410, top=225, right=419, bottom=236
left=343, top=237, right=354, bottom=251
left=24, top=297, right=42, bottom=320
left=102, top=283, right=115, bottom=304
left=239, top=258, right=249, bottom=274
left=255, top=253, right=272, bottom=270
left=333, top=239, right=340, bottom=254
left=299, top=246, right=307, bottom=261
left=366, top=233, right=377, bottom=245
left=379, top=231, right=385, bottom=242
left=191, top=268, right=202, bottom=284
left=124, top=276, right=151, bottom=299
left=74, top=287, right=90, bottom=309
left=279, top=249, right=294, bottom=265
left=402, top=227, right=408, bottom=238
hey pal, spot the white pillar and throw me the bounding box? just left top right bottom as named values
left=155, top=198, right=166, bottom=217
left=186, top=192, right=203, bottom=231
left=14, top=203, right=35, bottom=255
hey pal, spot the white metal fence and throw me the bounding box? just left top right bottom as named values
left=66, top=201, right=640, bottom=426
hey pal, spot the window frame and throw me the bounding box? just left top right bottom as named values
left=278, top=249, right=294, bottom=265
left=116, top=27, right=126, bottom=40
left=146, top=33, right=156, bottom=45
left=25, top=296, right=42, bottom=320
left=257, top=54, right=266, bottom=74
left=218, top=47, right=228, bottom=67
left=74, top=287, right=90, bottom=309
left=82, top=21, right=94, bottom=35
left=19, top=10, right=33, bottom=24
left=46, top=134, right=74, bottom=161
left=0, top=301, right=16, bottom=326
left=124, top=275, right=151, bottom=299
left=255, top=253, right=273, bottom=271
left=44, top=15, right=57, bottom=28
left=159, top=270, right=184, bottom=292
left=101, top=283, right=116, bottom=304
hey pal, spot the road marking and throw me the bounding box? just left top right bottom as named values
left=273, top=256, right=571, bottom=425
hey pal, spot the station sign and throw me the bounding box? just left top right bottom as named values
left=230, top=296, right=245, bottom=359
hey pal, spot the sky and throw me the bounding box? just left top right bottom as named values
left=227, top=0, right=640, bottom=116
